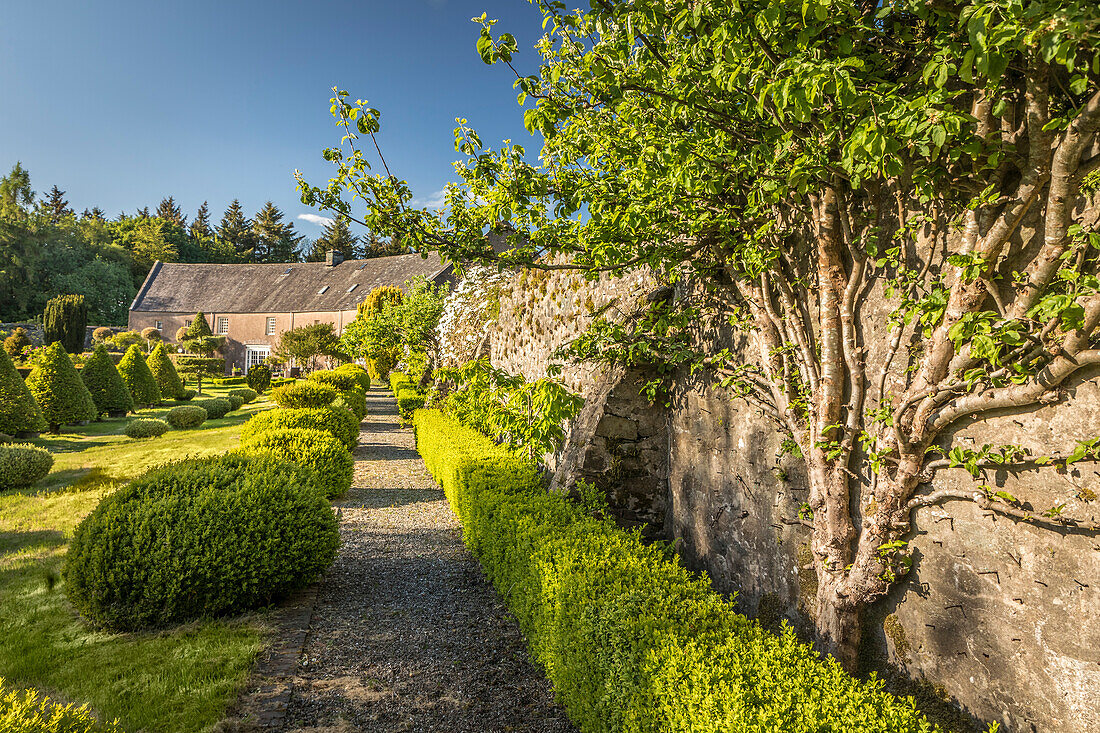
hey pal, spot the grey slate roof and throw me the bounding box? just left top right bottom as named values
left=130, top=252, right=452, bottom=314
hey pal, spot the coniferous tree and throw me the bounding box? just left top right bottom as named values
left=0, top=347, right=46, bottom=435
left=217, top=199, right=255, bottom=260
left=156, top=196, right=186, bottom=227
left=118, top=344, right=161, bottom=407
left=0, top=162, right=34, bottom=221
left=26, top=342, right=97, bottom=432
left=361, top=232, right=410, bottom=259
left=190, top=201, right=213, bottom=240
left=43, top=294, right=88, bottom=353
left=43, top=185, right=73, bottom=222
left=306, top=216, right=359, bottom=261
left=146, top=342, right=184, bottom=400
left=177, top=312, right=226, bottom=393
left=252, top=201, right=302, bottom=263
left=81, top=344, right=134, bottom=416
left=136, top=206, right=151, bottom=219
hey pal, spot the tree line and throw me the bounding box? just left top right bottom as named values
left=0, top=162, right=408, bottom=324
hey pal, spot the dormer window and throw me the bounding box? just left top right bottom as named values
left=347, top=283, right=358, bottom=293
left=318, top=285, right=329, bottom=295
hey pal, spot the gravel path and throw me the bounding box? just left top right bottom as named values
left=280, top=386, right=574, bottom=733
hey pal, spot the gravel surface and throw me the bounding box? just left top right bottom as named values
left=281, top=386, right=575, bottom=733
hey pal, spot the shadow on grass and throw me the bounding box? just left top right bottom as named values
left=0, top=528, right=66, bottom=557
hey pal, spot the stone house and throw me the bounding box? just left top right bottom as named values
left=128, top=251, right=451, bottom=373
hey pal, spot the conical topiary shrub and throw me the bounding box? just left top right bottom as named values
left=81, top=344, right=134, bottom=417
left=25, top=343, right=97, bottom=433
left=147, top=343, right=184, bottom=400
left=0, top=347, right=46, bottom=436
left=118, top=344, right=161, bottom=407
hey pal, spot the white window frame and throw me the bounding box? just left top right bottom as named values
left=266, top=317, right=276, bottom=336
left=216, top=316, right=229, bottom=335
left=154, top=319, right=162, bottom=330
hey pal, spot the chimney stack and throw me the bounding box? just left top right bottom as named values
left=325, top=249, right=345, bottom=267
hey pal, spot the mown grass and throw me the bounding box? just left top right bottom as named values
left=0, top=384, right=284, bottom=732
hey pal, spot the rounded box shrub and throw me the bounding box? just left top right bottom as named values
left=246, top=363, right=272, bottom=393
left=0, top=444, right=54, bottom=491
left=80, top=344, right=133, bottom=417
left=239, top=427, right=352, bottom=498
left=193, top=397, right=232, bottom=420
left=227, top=387, right=258, bottom=404
left=332, top=389, right=366, bottom=422
left=307, top=370, right=359, bottom=393
left=25, top=343, right=97, bottom=433
left=63, top=453, right=340, bottom=630
left=117, top=344, right=160, bottom=406
left=334, top=363, right=371, bottom=391
left=179, top=388, right=197, bottom=401
left=165, top=405, right=207, bottom=429
left=0, top=347, right=45, bottom=436
left=225, top=394, right=245, bottom=412
left=124, top=418, right=169, bottom=439
left=241, top=407, right=358, bottom=450
left=271, top=382, right=337, bottom=409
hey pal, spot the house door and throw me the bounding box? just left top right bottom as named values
left=245, top=346, right=270, bottom=372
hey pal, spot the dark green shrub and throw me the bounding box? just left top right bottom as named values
left=175, top=356, right=225, bottom=395
left=3, top=327, right=33, bottom=360
left=227, top=387, right=258, bottom=404
left=63, top=453, right=340, bottom=630
left=413, top=410, right=944, bottom=733
left=246, top=364, right=272, bottom=393
left=210, top=376, right=246, bottom=386
left=334, top=363, right=371, bottom=391
left=0, top=347, right=45, bottom=435
left=271, top=382, right=336, bottom=409
left=239, top=428, right=352, bottom=498
left=396, top=387, right=425, bottom=418
left=165, top=405, right=207, bottom=429
left=117, top=344, right=160, bottom=407
left=0, top=677, right=123, bottom=732
left=179, top=388, right=196, bottom=401
left=25, top=343, right=97, bottom=432
left=194, top=397, right=231, bottom=420
left=43, top=294, right=87, bottom=353
left=124, top=418, right=169, bottom=439
left=241, top=407, right=358, bottom=450
left=146, top=343, right=184, bottom=400
left=0, top=443, right=54, bottom=490
left=80, top=345, right=133, bottom=416
left=307, top=369, right=359, bottom=392
left=225, top=394, right=245, bottom=412
left=332, top=389, right=366, bottom=422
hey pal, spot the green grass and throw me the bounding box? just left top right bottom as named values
left=0, top=384, right=284, bottom=732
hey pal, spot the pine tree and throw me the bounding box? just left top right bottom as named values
left=252, top=201, right=302, bottom=263
left=43, top=294, right=88, bottom=353
left=25, top=343, right=97, bottom=432
left=307, top=216, right=359, bottom=261
left=146, top=342, right=184, bottom=400
left=0, top=347, right=46, bottom=435
left=137, top=206, right=151, bottom=219
left=361, top=232, right=410, bottom=258
left=81, top=344, right=134, bottom=416
left=89, top=206, right=106, bottom=221
left=118, top=344, right=161, bottom=407
left=190, top=201, right=213, bottom=240
left=217, top=199, right=255, bottom=260
left=156, top=196, right=186, bottom=227
left=43, top=185, right=73, bottom=222
left=0, top=162, right=35, bottom=221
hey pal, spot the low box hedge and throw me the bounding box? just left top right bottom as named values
left=240, top=407, right=358, bottom=450
left=307, top=369, right=360, bottom=393
left=271, top=382, right=336, bottom=409
left=165, top=405, right=207, bottom=429
left=396, top=387, right=425, bottom=418
left=239, top=427, right=352, bottom=498
left=389, top=371, right=413, bottom=397
left=227, top=387, right=259, bottom=404
left=124, top=418, right=169, bottom=439
left=193, top=397, right=232, bottom=420
left=210, top=376, right=246, bottom=386
left=411, top=409, right=944, bottom=733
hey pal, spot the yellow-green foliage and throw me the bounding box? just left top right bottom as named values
left=0, top=678, right=122, bottom=732
left=396, top=387, right=425, bottom=418
left=117, top=345, right=160, bottom=407
left=145, top=343, right=184, bottom=400
left=240, top=407, right=358, bottom=450
left=271, top=381, right=337, bottom=409
left=358, top=284, right=402, bottom=317
left=412, top=409, right=946, bottom=733
left=25, top=343, right=97, bottom=431
left=0, top=443, right=54, bottom=491
left=389, top=371, right=413, bottom=397
left=331, top=389, right=366, bottom=422
left=307, top=369, right=359, bottom=392
left=0, top=347, right=45, bottom=435
left=239, top=427, right=352, bottom=498
left=334, top=363, right=371, bottom=391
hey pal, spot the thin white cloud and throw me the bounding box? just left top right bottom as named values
left=412, top=189, right=447, bottom=209
left=297, top=213, right=334, bottom=227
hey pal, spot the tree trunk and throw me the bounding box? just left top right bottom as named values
left=815, top=572, right=862, bottom=672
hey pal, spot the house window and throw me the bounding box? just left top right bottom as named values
left=217, top=316, right=229, bottom=334
left=266, top=317, right=276, bottom=336
left=318, top=285, right=329, bottom=295
left=154, top=320, right=162, bottom=330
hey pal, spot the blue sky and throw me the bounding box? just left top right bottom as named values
left=0, top=0, right=545, bottom=236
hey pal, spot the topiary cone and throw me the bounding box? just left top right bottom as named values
left=25, top=342, right=97, bottom=433
left=81, top=344, right=134, bottom=417
left=147, top=343, right=184, bottom=400
left=0, top=347, right=46, bottom=436
left=118, top=344, right=161, bottom=408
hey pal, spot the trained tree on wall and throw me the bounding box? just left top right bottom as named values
left=26, top=342, right=97, bottom=432
left=177, top=312, right=225, bottom=394
left=81, top=344, right=134, bottom=417
left=43, top=294, right=87, bottom=353
left=299, top=0, right=1100, bottom=668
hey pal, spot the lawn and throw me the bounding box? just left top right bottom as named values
left=0, top=384, right=282, bottom=732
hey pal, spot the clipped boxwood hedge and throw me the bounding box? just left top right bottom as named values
left=412, top=410, right=944, bottom=733
left=389, top=371, right=413, bottom=397
left=307, top=369, right=359, bottom=393
left=0, top=677, right=123, bottom=732
left=210, top=376, right=246, bottom=386
left=25, top=343, right=97, bottom=432
left=239, top=427, right=352, bottom=498
left=0, top=443, right=54, bottom=491
left=146, top=342, right=185, bottom=400
left=179, top=388, right=197, bottom=401
left=124, top=418, right=169, bottom=439
left=240, top=407, right=358, bottom=450
left=117, top=344, right=160, bottom=407
left=271, top=382, right=337, bottom=409
left=332, top=390, right=366, bottom=422
left=334, top=363, right=371, bottom=391
left=80, top=344, right=133, bottom=417
left=246, top=364, right=272, bottom=393
left=165, top=405, right=207, bottom=429
left=193, top=397, right=232, bottom=420
left=225, top=394, right=245, bottom=412
left=396, top=387, right=425, bottom=418
left=63, top=453, right=340, bottom=630
left=227, top=387, right=259, bottom=404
